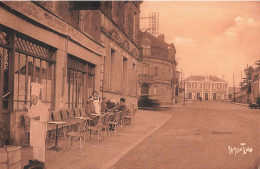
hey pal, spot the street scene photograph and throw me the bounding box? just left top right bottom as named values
left=0, top=1, right=260, bottom=169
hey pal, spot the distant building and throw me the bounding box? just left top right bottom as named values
left=138, top=31, right=177, bottom=105
left=228, top=87, right=241, bottom=101
left=251, top=68, right=260, bottom=103
left=184, top=75, right=228, bottom=101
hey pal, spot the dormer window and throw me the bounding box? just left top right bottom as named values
left=141, top=37, right=151, bottom=55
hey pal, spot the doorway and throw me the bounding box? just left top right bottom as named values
left=213, top=93, right=217, bottom=100
left=197, top=93, right=201, bottom=99
left=205, top=93, right=209, bottom=100
left=0, top=46, right=11, bottom=145
left=141, top=84, right=149, bottom=95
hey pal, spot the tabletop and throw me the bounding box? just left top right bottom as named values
left=48, top=121, right=67, bottom=124
left=74, top=116, right=90, bottom=120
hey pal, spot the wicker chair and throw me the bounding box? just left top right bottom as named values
left=67, top=109, right=78, bottom=131
left=87, top=115, right=106, bottom=143
left=125, top=108, right=137, bottom=125
left=107, top=111, right=121, bottom=135
left=103, top=114, right=113, bottom=138
left=21, top=115, right=30, bottom=147
left=47, top=112, right=55, bottom=139
left=67, top=119, right=88, bottom=150
left=61, top=109, right=72, bottom=136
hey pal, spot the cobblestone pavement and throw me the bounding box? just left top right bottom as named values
left=113, top=101, right=260, bottom=169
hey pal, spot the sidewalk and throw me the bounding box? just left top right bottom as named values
left=21, top=110, right=172, bottom=169
left=223, top=100, right=249, bottom=107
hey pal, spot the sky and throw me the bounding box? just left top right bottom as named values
left=140, top=1, right=260, bottom=87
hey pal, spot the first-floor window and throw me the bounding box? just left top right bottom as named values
left=67, top=68, right=84, bottom=109
left=67, top=55, right=95, bottom=109
left=13, top=33, right=55, bottom=110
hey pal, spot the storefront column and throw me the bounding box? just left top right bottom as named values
left=55, top=49, right=67, bottom=110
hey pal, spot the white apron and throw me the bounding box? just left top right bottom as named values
left=92, top=97, right=100, bottom=114
left=28, top=101, right=49, bottom=148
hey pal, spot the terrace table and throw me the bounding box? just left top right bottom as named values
left=48, top=121, right=67, bottom=151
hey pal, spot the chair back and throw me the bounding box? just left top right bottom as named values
left=97, top=115, right=106, bottom=127
left=74, top=108, right=81, bottom=117
left=125, top=109, right=131, bottom=116
left=53, top=110, right=62, bottom=121
left=21, top=115, right=30, bottom=132
left=49, top=111, right=53, bottom=121
left=120, top=110, right=127, bottom=119
left=80, top=108, right=86, bottom=117
left=105, top=114, right=113, bottom=123
left=67, top=109, right=75, bottom=119
left=78, top=120, right=88, bottom=133
left=61, top=109, right=69, bottom=122
left=113, top=111, right=121, bottom=123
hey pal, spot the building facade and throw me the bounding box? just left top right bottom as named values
left=138, top=32, right=177, bottom=105
left=184, top=75, right=228, bottom=101
left=227, top=87, right=241, bottom=101
left=0, top=1, right=141, bottom=145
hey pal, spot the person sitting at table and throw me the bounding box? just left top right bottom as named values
left=106, top=98, right=116, bottom=111
left=118, top=98, right=126, bottom=111
left=23, top=83, right=49, bottom=163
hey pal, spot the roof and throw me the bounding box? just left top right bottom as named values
left=138, top=30, right=171, bottom=49
left=185, top=75, right=227, bottom=82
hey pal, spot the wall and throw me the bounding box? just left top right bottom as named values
left=1, top=1, right=104, bottom=145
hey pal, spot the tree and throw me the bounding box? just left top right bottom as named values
left=256, top=60, right=260, bottom=69
left=242, top=66, right=254, bottom=103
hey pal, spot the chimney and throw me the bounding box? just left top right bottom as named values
left=158, top=34, right=165, bottom=42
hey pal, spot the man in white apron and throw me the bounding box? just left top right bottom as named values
left=24, top=83, right=49, bottom=162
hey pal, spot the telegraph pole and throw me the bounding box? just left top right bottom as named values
left=240, top=71, right=242, bottom=103
left=233, top=73, right=236, bottom=102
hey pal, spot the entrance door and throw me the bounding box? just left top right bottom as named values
left=197, top=93, right=200, bottom=99
left=213, top=93, right=217, bottom=100
left=0, top=47, right=11, bottom=145
left=205, top=93, right=209, bottom=100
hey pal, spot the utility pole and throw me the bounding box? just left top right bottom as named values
left=183, top=80, right=186, bottom=106
left=233, top=73, right=236, bottom=102
left=240, top=71, right=242, bottom=103
left=247, top=63, right=249, bottom=104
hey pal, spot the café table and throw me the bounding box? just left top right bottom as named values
left=48, top=121, right=67, bottom=151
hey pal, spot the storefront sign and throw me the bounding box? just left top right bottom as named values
left=2, top=1, right=105, bottom=57
left=4, top=52, right=8, bottom=71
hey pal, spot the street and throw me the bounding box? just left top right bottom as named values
left=113, top=101, right=260, bottom=169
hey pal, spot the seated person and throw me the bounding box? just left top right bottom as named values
left=116, top=98, right=126, bottom=111
left=106, top=99, right=116, bottom=110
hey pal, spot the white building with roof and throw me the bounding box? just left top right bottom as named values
left=184, top=75, right=228, bottom=101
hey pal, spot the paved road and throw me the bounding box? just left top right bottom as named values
left=113, top=101, right=260, bottom=169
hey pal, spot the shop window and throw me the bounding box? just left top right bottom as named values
left=67, top=55, right=95, bottom=109
left=13, top=34, right=55, bottom=110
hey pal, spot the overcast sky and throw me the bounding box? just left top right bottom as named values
left=140, top=1, right=260, bottom=87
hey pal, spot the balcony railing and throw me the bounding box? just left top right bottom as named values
left=139, top=74, right=154, bottom=83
